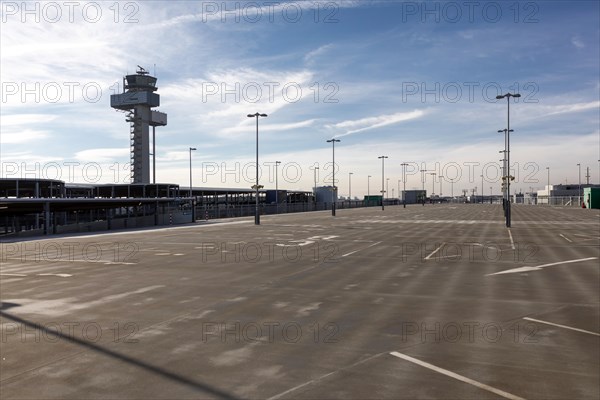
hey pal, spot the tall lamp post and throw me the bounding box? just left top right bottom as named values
left=327, top=139, right=341, bottom=216
left=439, top=175, right=444, bottom=198
left=349, top=172, right=353, bottom=200
left=420, top=168, right=428, bottom=192
left=546, top=166, right=550, bottom=204
left=189, top=147, right=196, bottom=197
left=367, top=175, right=371, bottom=199
left=379, top=156, right=388, bottom=210
left=496, top=92, right=520, bottom=227
left=401, top=163, right=408, bottom=208
left=248, top=112, right=267, bottom=225
left=498, top=132, right=512, bottom=214
left=577, top=163, right=581, bottom=202
left=313, top=166, right=319, bottom=202
left=480, top=174, right=484, bottom=203
left=428, top=172, right=436, bottom=198
left=275, top=160, right=281, bottom=213
left=386, top=178, right=390, bottom=200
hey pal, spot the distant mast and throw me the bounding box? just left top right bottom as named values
left=110, top=66, right=167, bottom=184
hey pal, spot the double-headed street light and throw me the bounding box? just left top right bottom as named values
left=275, top=160, right=281, bottom=213
left=577, top=163, right=581, bottom=200
left=428, top=172, right=436, bottom=198
left=546, top=167, right=550, bottom=203
left=327, top=139, right=341, bottom=216
left=386, top=178, right=390, bottom=200
left=480, top=174, right=484, bottom=203
left=248, top=112, right=267, bottom=225
left=379, top=156, right=388, bottom=210
left=189, top=147, right=196, bottom=197
left=496, top=92, right=520, bottom=227
left=349, top=172, right=353, bottom=199
left=313, top=166, right=319, bottom=201
left=401, top=163, right=409, bottom=208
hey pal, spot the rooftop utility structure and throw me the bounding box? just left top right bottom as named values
left=110, top=66, right=167, bottom=184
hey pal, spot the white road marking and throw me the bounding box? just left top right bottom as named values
left=487, top=257, right=598, bottom=276
left=424, top=243, right=445, bottom=260
left=37, top=273, right=72, bottom=278
left=507, top=229, right=516, bottom=250
left=341, top=241, right=382, bottom=257
left=2, top=257, right=135, bottom=265
left=523, top=317, right=600, bottom=337
left=267, top=353, right=386, bottom=400
left=389, top=351, right=526, bottom=400
left=559, top=234, right=572, bottom=243
left=0, top=273, right=27, bottom=277
left=155, top=253, right=171, bottom=256
left=307, top=235, right=339, bottom=240
left=276, top=240, right=315, bottom=247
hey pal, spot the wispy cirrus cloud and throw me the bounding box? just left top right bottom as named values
left=326, top=110, right=427, bottom=137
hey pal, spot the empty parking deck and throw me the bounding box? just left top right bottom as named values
left=1, top=204, right=598, bottom=399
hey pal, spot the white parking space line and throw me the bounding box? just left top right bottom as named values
left=487, top=257, right=598, bottom=276
left=559, top=234, right=572, bottom=243
left=507, top=229, right=516, bottom=250
left=267, top=353, right=386, bottom=400
left=424, top=242, right=445, bottom=260
left=523, top=317, right=600, bottom=337
left=389, top=352, right=526, bottom=400
left=341, top=241, right=382, bottom=257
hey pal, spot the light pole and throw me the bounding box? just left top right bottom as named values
left=275, top=160, right=281, bottom=213
left=386, top=178, right=390, bottom=200
left=420, top=169, right=428, bottom=192
left=368, top=175, right=371, bottom=198
left=349, top=172, right=353, bottom=200
left=481, top=174, right=484, bottom=204
left=577, top=163, right=581, bottom=201
left=327, top=139, right=341, bottom=216
left=496, top=92, right=520, bottom=227
left=248, top=112, right=267, bottom=225
left=379, top=156, right=388, bottom=210
left=546, top=166, right=550, bottom=204
left=439, top=175, right=444, bottom=198
left=189, top=147, right=196, bottom=197
left=428, top=172, right=436, bottom=198
left=397, top=179, right=401, bottom=200
left=313, top=166, right=319, bottom=202
left=401, top=163, right=408, bottom=208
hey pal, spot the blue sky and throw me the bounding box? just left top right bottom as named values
left=1, top=0, right=598, bottom=197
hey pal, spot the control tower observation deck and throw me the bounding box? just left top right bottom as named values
left=110, top=66, right=167, bottom=184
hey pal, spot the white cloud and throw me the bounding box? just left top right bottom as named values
left=0, top=114, right=58, bottom=126
left=304, top=44, right=334, bottom=65
left=326, top=110, right=427, bottom=136
left=1, top=129, right=49, bottom=144
left=571, top=36, right=585, bottom=48
left=74, top=148, right=129, bottom=163
left=221, top=119, right=316, bottom=134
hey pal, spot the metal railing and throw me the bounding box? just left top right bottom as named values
left=520, top=196, right=584, bottom=207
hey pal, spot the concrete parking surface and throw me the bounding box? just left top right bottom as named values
left=1, top=204, right=599, bottom=399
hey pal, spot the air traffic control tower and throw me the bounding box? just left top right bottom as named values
left=111, top=66, right=167, bottom=184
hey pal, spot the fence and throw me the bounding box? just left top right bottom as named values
left=196, top=200, right=371, bottom=220
left=520, top=196, right=584, bottom=207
